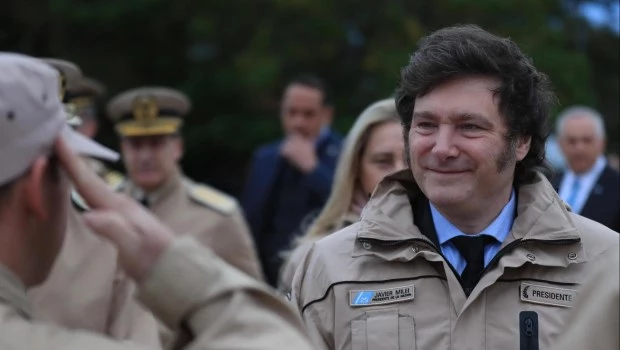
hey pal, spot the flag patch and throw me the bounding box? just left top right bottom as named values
left=349, top=285, right=414, bottom=307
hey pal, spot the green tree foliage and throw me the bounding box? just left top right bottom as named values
left=0, top=0, right=617, bottom=194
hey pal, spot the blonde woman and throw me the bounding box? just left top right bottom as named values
left=278, top=98, right=406, bottom=295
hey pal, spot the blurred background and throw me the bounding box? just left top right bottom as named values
left=1, top=0, right=618, bottom=197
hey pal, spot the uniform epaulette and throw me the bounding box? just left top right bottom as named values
left=71, top=189, right=89, bottom=212
left=188, top=183, right=237, bottom=215
left=103, top=170, right=125, bottom=192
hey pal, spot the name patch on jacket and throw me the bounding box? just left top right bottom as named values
left=349, top=285, right=414, bottom=307
left=520, top=283, right=577, bottom=308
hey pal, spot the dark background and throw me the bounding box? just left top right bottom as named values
left=2, top=0, right=618, bottom=197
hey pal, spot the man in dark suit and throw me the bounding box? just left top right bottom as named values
left=552, top=105, right=619, bottom=232
left=241, top=75, right=343, bottom=286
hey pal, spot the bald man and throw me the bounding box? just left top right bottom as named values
left=552, top=106, right=619, bottom=232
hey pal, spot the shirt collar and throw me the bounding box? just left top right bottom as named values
left=431, top=189, right=516, bottom=245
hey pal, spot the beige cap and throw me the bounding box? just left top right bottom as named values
left=107, top=87, right=191, bottom=137
left=0, top=52, right=119, bottom=186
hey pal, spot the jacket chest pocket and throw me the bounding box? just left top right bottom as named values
left=351, top=308, right=416, bottom=350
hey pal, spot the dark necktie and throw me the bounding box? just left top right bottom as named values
left=450, top=235, right=495, bottom=297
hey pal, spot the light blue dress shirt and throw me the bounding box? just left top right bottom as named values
left=558, top=156, right=607, bottom=214
left=430, top=190, right=516, bottom=275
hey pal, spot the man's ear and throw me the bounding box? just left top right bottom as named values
left=516, top=136, right=532, bottom=161
left=172, top=136, right=184, bottom=162
left=23, top=156, right=49, bottom=220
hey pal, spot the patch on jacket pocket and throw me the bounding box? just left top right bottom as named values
left=349, top=284, right=414, bottom=307
left=520, top=283, right=577, bottom=308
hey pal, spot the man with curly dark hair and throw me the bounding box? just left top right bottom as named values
left=291, top=25, right=619, bottom=350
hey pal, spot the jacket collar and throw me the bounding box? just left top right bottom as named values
left=357, top=169, right=581, bottom=244
left=0, top=265, right=31, bottom=319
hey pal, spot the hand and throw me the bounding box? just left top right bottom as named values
left=55, top=137, right=173, bottom=282
left=350, top=186, right=369, bottom=215
left=280, top=135, right=318, bottom=173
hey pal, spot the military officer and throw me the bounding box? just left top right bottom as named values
left=67, top=74, right=123, bottom=181
left=28, top=58, right=161, bottom=347
left=40, top=58, right=124, bottom=184
left=0, top=52, right=313, bottom=350
left=107, top=87, right=263, bottom=344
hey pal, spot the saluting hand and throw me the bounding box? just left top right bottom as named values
left=280, top=134, right=318, bottom=173
left=55, top=137, right=173, bottom=282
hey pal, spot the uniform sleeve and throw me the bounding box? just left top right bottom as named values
left=0, top=316, right=152, bottom=350
left=106, top=268, right=162, bottom=348
left=291, top=243, right=335, bottom=350
left=137, top=236, right=314, bottom=350
left=195, top=207, right=264, bottom=281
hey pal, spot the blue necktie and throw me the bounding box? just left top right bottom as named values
left=566, top=178, right=581, bottom=209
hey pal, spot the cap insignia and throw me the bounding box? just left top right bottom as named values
left=132, top=95, right=159, bottom=125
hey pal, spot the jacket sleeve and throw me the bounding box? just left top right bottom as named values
left=106, top=268, right=162, bottom=348
left=138, top=236, right=314, bottom=350
left=291, top=243, right=334, bottom=350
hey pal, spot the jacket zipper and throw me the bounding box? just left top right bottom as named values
left=519, top=311, right=539, bottom=350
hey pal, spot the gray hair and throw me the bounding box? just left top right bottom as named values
left=556, top=105, right=606, bottom=139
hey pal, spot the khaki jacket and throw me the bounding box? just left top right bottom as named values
left=28, top=206, right=161, bottom=347
left=292, top=170, right=619, bottom=350
left=550, top=244, right=619, bottom=350
left=278, top=211, right=359, bottom=297
left=121, top=173, right=262, bottom=280
left=0, top=236, right=313, bottom=350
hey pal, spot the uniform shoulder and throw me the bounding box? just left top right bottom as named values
left=185, top=181, right=238, bottom=215
left=570, top=213, right=619, bottom=257
left=102, top=170, right=125, bottom=191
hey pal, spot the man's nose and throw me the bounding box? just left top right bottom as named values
left=432, top=126, right=459, bottom=160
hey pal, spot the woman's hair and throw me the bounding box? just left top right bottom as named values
left=301, top=98, right=400, bottom=242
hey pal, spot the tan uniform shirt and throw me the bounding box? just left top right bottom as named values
left=121, top=172, right=262, bottom=280
left=292, top=170, right=620, bottom=350
left=121, top=172, right=263, bottom=345
left=28, top=206, right=161, bottom=347
left=0, top=237, right=314, bottom=350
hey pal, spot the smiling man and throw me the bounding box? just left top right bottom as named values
left=291, top=25, right=619, bottom=350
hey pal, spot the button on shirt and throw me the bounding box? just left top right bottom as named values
left=558, top=156, right=607, bottom=214
left=430, top=190, right=516, bottom=275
